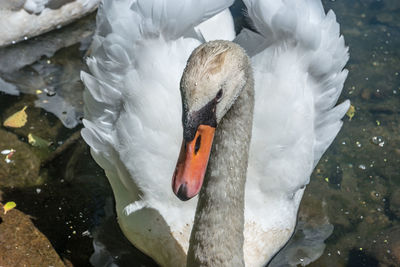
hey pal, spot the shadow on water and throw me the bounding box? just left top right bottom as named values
left=347, top=249, right=379, bottom=267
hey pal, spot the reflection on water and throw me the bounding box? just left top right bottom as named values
left=0, top=0, right=399, bottom=266
left=0, top=14, right=95, bottom=128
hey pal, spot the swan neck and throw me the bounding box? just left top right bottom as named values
left=187, top=65, right=254, bottom=267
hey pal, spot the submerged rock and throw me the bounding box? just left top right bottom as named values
left=0, top=202, right=66, bottom=266
left=0, top=129, right=42, bottom=188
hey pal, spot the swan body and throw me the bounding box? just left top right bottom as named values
left=0, top=0, right=99, bottom=47
left=81, top=0, right=349, bottom=266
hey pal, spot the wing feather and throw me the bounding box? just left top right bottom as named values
left=237, top=0, right=349, bottom=263
left=81, top=1, right=235, bottom=265
left=237, top=0, right=349, bottom=196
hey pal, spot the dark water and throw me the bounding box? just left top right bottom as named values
left=0, top=0, right=399, bottom=266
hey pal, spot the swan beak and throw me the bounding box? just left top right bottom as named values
left=172, top=124, right=215, bottom=201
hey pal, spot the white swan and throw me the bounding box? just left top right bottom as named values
left=81, top=0, right=350, bottom=266
left=0, top=0, right=99, bottom=47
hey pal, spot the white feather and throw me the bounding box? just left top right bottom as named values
left=0, top=0, right=99, bottom=46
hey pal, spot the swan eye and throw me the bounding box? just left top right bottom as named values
left=194, top=135, right=201, bottom=155
left=216, top=89, right=223, bottom=102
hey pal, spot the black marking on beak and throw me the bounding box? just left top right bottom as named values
left=176, top=183, right=190, bottom=201
left=183, top=98, right=218, bottom=142
left=194, top=135, right=201, bottom=155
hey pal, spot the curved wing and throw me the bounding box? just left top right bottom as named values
left=236, top=0, right=349, bottom=264
left=81, top=0, right=234, bottom=265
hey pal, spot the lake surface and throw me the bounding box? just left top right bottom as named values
left=0, top=0, right=399, bottom=266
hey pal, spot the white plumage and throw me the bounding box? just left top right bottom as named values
left=81, top=0, right=349, bottom=266
left=0, top=0, right=99, bottom=47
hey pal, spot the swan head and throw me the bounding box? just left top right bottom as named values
left=172, top=40, right=251, bottom=201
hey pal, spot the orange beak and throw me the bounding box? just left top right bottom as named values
left=172, top=124, right=216, bottom=200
